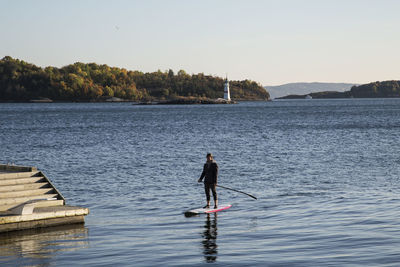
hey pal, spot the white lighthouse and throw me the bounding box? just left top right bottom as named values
left=224, top=77, right=231, bottom=101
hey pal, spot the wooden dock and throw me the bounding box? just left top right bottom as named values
left=0, top=164, right=89, bottom=233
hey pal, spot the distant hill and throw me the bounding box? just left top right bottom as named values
left=264, top=82, right=356, bottom=99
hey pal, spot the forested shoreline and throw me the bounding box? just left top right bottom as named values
left=350, top=81, right=400, bottom=98
left=0, top=56, right=270, bottom=102
left=278, top=81, right=400, bottom=99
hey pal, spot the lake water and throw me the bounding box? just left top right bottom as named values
left=1, top=99, right=400, bottom=266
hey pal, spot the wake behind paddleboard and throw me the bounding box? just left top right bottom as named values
left=184, top=204, right=232, bottom=216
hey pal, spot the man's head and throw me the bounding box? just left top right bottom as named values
left=206, top=153, right=213, bottom=161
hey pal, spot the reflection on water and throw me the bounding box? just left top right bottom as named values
left=202, top=213, right=218, bottom=263
left=0, top=224, right=89, bottom=266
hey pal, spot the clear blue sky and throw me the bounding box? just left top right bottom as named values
left=1, top=0, right=399, bottom=85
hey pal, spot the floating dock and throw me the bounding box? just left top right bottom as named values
left=0, top=164, right=89, bottom=233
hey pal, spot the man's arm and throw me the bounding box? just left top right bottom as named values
left=198, top=164, right=206, bottom=182
left=214, top=163, right=218, bottom=185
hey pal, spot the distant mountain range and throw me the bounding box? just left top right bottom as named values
left=264, top=82, right=357, bottom=99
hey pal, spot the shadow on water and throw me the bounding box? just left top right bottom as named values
left=202, top=213, right=218, bottom=263
left=0, top=224, right=89, bottom=266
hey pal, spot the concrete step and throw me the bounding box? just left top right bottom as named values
left=0, top=176, right=45, bottom=186
left=34, top=199, right=64, bottom=208
left=0, top=205, right=90, bottom=233
left=0, top=188, right=55, bottom=199
left=0, top=171, right=40, bottom=180
left=0, top=199, right=64, bottom=212
left=0, top=193, right=59, bottom=207
left=0, top=182, right=50, bottom=192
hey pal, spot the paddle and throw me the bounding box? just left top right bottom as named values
left=216, top=185, right=257, bottom=200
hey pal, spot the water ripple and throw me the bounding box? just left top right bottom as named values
left=1, top=100, right=400, bottom=266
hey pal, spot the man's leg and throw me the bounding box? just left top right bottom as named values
left=211, top=184, right=218, bottom=208
left=204, top=184, right=210, bottom=208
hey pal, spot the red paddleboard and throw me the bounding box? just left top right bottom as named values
left=184, top=204, right=232, bottom=216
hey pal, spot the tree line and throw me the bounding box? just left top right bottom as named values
left=0, top=56, right=270, bottom=101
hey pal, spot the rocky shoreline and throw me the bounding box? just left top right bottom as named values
left=136, top=98, right=237, bottom=105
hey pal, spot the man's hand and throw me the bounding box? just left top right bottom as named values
left=198, top=178, right=202, bottom=183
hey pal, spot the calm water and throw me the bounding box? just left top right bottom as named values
left=1, top=99, right=400, bottom=266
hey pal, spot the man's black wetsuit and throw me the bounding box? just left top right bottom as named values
left=199, top=160, right=218, bottom=203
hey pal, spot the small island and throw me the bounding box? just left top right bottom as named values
left=0, top=56, right=270, bottom=103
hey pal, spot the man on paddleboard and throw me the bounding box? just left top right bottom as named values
left=198, top=153, right=218, bottom=209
